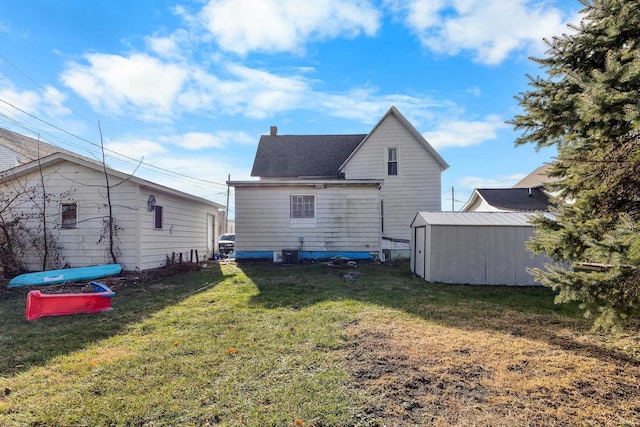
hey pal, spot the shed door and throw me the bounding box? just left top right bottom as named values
left=414, top=226, right=426, bottom=279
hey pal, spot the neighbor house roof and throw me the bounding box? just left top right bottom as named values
left=513, top=164, right=554, bottom=188
left=463, top=188, right=551, bottom=212
left=0, top=127, right=94, bottom=166
left=250, top=134, right=366, bottom=178
left=0, top=152, right=224, bottom=209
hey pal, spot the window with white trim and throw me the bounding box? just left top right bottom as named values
left=290, top=195, right=315, bottom=218
left=387, top=147, right=398, bottom=176
left=61, top=203, right=77, bottom=228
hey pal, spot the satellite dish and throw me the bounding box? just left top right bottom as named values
left=147, top=194, right=156, bottom=211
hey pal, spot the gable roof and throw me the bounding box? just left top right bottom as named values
left=251, top=133, right=366, bottom=178
left=339, top=106, right=449, bottom=172
left=0, top=127, right=93, bottom=170
left=0, top=152, right=224, bottom=208
left=513, top=164, right=554, bottom=188
left=463, top=188, right=551, bottom=212
left=250, top=106, right=449, bottom=178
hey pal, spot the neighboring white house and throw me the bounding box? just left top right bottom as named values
left=461, top=187, right=552, bottom=212
left=229, top=106, right=449, bottom=262
left=0, top=128, right=223, bottom=272
left=462, top=165, right=556, bottom=212
left=410, top=211, right=553, bottom=286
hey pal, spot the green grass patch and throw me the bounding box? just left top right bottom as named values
left=0, top=261, right=637, bottom=426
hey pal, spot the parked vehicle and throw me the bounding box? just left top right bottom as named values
left=218, top=234, right=235, bottom=255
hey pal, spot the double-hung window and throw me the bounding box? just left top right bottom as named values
left=387, top=147, right=398, bottom=176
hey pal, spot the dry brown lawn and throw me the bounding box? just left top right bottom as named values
left=344, top=310, right=640, bottom=426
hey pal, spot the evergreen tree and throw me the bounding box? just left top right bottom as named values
left=509, top=0, right=640, bottom=329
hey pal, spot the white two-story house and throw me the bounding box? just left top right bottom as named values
left=229, top=106, right=449, bottom=262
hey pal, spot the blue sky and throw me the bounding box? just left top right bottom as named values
left=0, top=0, right=581, bottom=214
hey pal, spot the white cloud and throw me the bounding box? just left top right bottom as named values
left=60, top=53, right=189, bottom=118
left=458, top=173, right=527, bottom=190
left=160, top=130, right=255, bottom=150
left=390, top=0, right=570, bottom=64
left=0, top=82, right=70, bottom=119
left=104, top=137, right=167, bottom=160
left=145, top=30, right=191, bottom=59
left=423, top=115, right=508, bottom=149
left=174, top=62, right=313, bottom=119
left=199, top=0, right=381, bottom=55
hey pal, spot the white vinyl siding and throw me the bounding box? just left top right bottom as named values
left=1, top=159, right=219, bottom=271
left=137, top=187, right=217, bottom=270
left=0, top=144, right=19, bottom=172
left=342, top=114, right=442, bottom=241
left=235, top=184, right=380, bottom=253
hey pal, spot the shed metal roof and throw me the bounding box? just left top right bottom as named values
left=411, top=211, right=553, bottom=227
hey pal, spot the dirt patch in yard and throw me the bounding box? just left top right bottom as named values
left=344, top=316, right=640, bottom=426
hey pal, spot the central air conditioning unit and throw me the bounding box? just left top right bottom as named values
left=282, top=249, right=299, bottom=265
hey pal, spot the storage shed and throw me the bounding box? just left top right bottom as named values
left=410, top=212, right=552, bottom=286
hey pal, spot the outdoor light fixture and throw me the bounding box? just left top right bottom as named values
left=147, top=194, right=156, bottom=211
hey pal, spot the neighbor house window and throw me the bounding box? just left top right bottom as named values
left=61, top=203, right=77, bottom=228
left=387, top=147, right=398, bottom=176
left=154, top=205, right=163, bottom=229
left=290, top=195, right=315, bottom=218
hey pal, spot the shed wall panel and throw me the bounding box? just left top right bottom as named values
left=421, top=223, right=549, bottom=286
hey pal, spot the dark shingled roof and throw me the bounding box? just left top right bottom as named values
left=476, top=188, right=551, bottom=211
left=251, top=134, right=367, bottom=178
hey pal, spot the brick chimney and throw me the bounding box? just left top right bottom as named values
left=270, top=126, right=277, bottom=136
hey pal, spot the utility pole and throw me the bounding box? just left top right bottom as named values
left=225, top=174, right=230, bottom=233
left=451, top=186, right=454, bottom=211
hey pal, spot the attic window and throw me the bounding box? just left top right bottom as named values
left=61, top=203, right=77, bottom=229
left=387, top=147, right=398, bottom=176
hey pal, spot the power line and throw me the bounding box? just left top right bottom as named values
left=0, top=97, right=230, bottom=191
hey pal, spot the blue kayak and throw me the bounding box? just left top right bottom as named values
left=8, top=264, right=122, bottom=288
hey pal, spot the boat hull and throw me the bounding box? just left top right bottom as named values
left=8, top=264, right=122, bottom=288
